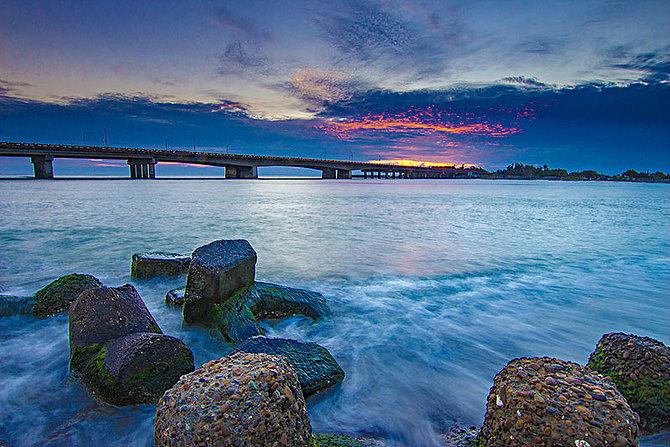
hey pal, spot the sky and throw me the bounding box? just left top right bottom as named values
left=0, top=0, right=669, bottom=175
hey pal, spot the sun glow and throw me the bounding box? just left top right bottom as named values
left=370, top=159, right=478, bottom=168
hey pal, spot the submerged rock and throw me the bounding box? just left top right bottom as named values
left=32, top=273, right=102, bottom=317
left=155, top=352, right=311, bottom=447
left=183, top=239, right=257, bottom=324
left=213, top=281, right=329, bottom=342
left=165, top=286, right=185, bottom=307
left=69, top=284, right=194, bottom=405
left=130, top=252, right=191, bottom=279
left=0, top=295, right=35, bottom=316
left=587, top=332, right=670, bottom=434
left=439, top=424, right=479, bottom=447
left=477, top=357, right=639, bottom=447
left=312, top=434, right=374, bottom=447
left=233, top=337, right=344, bottom=397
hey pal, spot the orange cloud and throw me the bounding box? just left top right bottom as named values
left=319, top=106, right=522, bottom=140
left=370, top=159, right=477, bottom=168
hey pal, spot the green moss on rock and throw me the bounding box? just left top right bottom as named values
left=587, top=332, right=670, bottom=434
left=70, top=343, right=116, bottom=397
left=33, top=273, right=102, bottom=317
left=311, top=434, right=369, bottom=447
left=211, top=281, right=329, bottom=342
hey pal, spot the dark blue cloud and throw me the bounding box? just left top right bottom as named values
left=1, top=81, right=668, bottom=174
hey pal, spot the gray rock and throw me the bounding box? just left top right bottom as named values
left=165, top=286, right=185, bottom=307
left=130, top=252, right=191, bottom=279
left=69, top=284, right=161, bottom=351
left=213, top=281, right=329, bottom=342
left=183, top=239, right=257, bottom=324
left=32, top=273, right=102, bottom=317
left=0, top=295, right=35, bottom=316
left=68, top=284, right=194, bottom=405
left=233, top=337, right=344, bottom=398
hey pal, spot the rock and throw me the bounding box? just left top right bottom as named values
left=0, top=295, right=35, bottom=316
left=249, top=281, right=329, bottom=320
left=233, top=337, right=344, bottom=397
left=183, top=239, right=257, bottom=324
left=130, top=252, right=191, bottom=279
left=71, top=332, right=194, bottom=405
left=213, top=281, right=329, bottom=342
left=69, top=284, right=194, bottom=405
left=155, top=352, right=311, bottom=447
left=69, top=284, right=161, bottom=350
left=439, top=424, right=479, bottom=447
left=477, top=357, right=639, bottom=447
left=32, top=273, right=102, bottom=317
left=587, top=332, right=670, bottom=434
left=165, top=286, right=185, bottom=307
left=312, top=434, right=373, bottom=447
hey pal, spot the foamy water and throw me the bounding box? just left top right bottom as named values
left=0, top=179, right=668, bottom=446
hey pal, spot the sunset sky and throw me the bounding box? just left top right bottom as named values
left=1, top=0, right=669, bottom=175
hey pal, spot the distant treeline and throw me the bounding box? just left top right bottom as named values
left=483, top=163, right=670, bottom=182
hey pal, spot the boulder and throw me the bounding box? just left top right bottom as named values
left=213, top=281, right=329, bottom=342
left=477, top=357, right=639, bottom=447
left=165, top=286, right=185, bottom=307
left=32, top=273, right=102, bottom=317
left=233, top=337, right=344, bottom=397
left=130, top=252, right=191, bottom=279
left=71, top=332, right=194, bottom=405
left=0, top=295, right=35, bottom=316
left=587, top=332, right=670, bottom=434
left=183, top=239, right=257, bottom=324
left=69, top=284, right=161, bottom=350
left=155, top=352, right=311, bottom=447
left=69, top=284, right=194, bottom=405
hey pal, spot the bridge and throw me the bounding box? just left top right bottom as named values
left=0, top=141, right=483, bottom=179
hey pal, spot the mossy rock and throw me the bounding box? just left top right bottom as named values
left=183, top=239, right=257, bottom=324
left=212, top=281, right=329, bottom=342
left=587, top=332, right=670, bottom=434
left=212, top=286, right=263, bottom=341
left=312, top=434, right=370, bottom=447
left=71, top=332, right=194, bottom=405
left=131, top=252, right=191, bottom=279
left=233, top=336, right=344, bottom=397
left=0, top=295, right=35, bottom=316
left=32, top=273, right=102, bottom=317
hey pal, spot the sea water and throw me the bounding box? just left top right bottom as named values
left=0, top=179, right=668, bottom=446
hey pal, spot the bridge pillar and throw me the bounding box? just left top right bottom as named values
left=238, top=166, right=258, bottom=179
left=336, top=169, right=351, bottom=179
left=392, top=171, right=396, bottom=179
left=31, top=155, right=54, bottom=179
left=127, top=158, right=156, bottom=179
left=377, top=171, right=382, bottom=179
left=363, top=171, right=368, bottom=179
left=321, top=168, right=336, bottom=179
left=225, top=165, right=257, bottom=179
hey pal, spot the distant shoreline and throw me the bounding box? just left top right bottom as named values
left=0, top=176, right=668, bottom=183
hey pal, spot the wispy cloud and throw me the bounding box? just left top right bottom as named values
left=216, top=40, right=273, bottom=76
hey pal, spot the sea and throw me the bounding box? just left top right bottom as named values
left=0, top=178, right=668, bottom=446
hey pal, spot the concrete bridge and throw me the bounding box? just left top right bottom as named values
left=0, top=141, right=482, bottom=179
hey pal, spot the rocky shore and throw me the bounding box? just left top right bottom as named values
left=1, top=239, right=668, bottom=446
